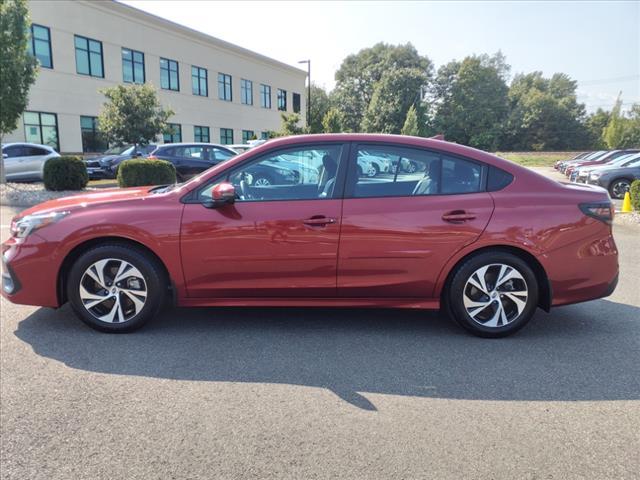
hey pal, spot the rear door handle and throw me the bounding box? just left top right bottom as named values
left=442, top=210, right=476, bottom=223
left=303, top=216, right=337, bottom=227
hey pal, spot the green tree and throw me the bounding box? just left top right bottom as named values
left=619, top=103, right=640, bottom=148
left=279, top=113, right=304, bottom=136
left=308, top=84, right=332, bottom=134
left=0, top=0, right=38, bottom=182
left=332, top=42, right=432, bottom=132
left=503, top=72, right=588, bottom=150
left=98, top=84, right=174, bottom=146
left=603, top=94, right=627, bottom=148
left=401, top=104, right=420, bottom=136
left=430, top=53, right=509, bottom=150
left=362, top=68, right=427, bottom=134
left=322, top=107, right=343, bottom=133
left=585, top=108, right=610, bottom=149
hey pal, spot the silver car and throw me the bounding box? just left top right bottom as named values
left=1, top=143, right=60, bottom=181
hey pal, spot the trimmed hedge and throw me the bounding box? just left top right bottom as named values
left=630, top=179, right=640, bottom=211
left=43, top=156, right=89, bottom=191
left=117, top=159, right=176, bottom=187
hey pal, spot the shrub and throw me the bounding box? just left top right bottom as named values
left=117, top=159, right=176, bottom=187
left=43, top=156, right=89, bottom=191
left=630, top=179, right=640, bottom=211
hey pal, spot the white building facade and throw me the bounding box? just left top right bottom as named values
left=5, top=0, right=307, bottom=153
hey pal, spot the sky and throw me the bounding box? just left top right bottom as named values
left=121, top=0, right=639, bottom=113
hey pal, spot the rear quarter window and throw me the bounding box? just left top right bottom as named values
left=487, top=166, right=514, bottom=191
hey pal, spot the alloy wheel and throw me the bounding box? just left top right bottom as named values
left=254, top=177, right=271, bottom=186
left=611, top=180, right=630, bottom=199
left=462, top=263, right=529, bottom=328
left=79, top=258, right=148, bottom=323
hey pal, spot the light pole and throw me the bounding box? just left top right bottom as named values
left=298, top=60, right=311, bottom=128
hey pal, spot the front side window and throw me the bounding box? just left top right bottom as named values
left=277, top=89, right=287, bottom=111
left=200, top=144, right=344, bottom=202
left=163, top=123, right=182, bottom=143
left=260, top=84, right=271, bottom=109
left=194, top=125, right=210, bottom=143
left=241, top=79, right=253, bottom=105
left=220, top=128, right=234, bottom=145
left=29, top=24, right=52, bottom=68
left=75, top=35, right=103, bottom=77
left=293, top=93, right=301, bottom=113
left=192, top=66, right=208, bottom=96
left=122, top=48, right=145, bottom=84
left=160, top=58, right=179, bottom=91
left=23, top=111, right=59, bottom=151
left=348, top=145, right=483, bottom=198
left=218, top=73, right=232, bottom=101
left=80, top=116, right=107, bottom=153
left=242, top=130, right=254, bottom=144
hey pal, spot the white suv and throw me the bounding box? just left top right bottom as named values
left=1, top=143, right=60, bottom=181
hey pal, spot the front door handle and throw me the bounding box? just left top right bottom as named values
left=303, top=215, right=337, bottom=227
left=442, top=210, right=476, bottom=223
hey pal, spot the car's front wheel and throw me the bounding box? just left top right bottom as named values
left=609, top=178, right=631, bottom=199
left=446, top=252, right=539, bottom=338
left=67, top=243, right=166, bottom=332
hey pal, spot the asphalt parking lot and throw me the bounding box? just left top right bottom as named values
left=1, top=202, right=639, bottom=479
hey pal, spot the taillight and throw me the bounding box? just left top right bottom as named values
left=147, top=155, right=157, bottom=161
left=579, top=202, right=614, bottom=225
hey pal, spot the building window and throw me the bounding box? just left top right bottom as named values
left=241, top=79, right=253, bottom=105
left=191, top=66, right=208, bottom=96
left=293, top=93, right=301, bottom=114
left=220, top=128, right=233, bottom=145
left=242, top=130, right=255, bottom=143
left=218, top=73, right=232, bottom=101
left=160, top=58, right=179, bottom=91
left=194, top=125, right=210, bottom=143
left=75, top=35, right=103, bottom=78
left=261, top=131, right=270, bottom=140
left=260, top=84, right=271, bottom=109
left=122, top=48, right=145, bottom=84
left=80, top=116, right=107, bottom=153
left=23, top=111, right=59, bottom=151
left=163, top=123, right=182, bottom=143
left=277, top=89, right=287, bottom=111
left=28, top=24, right=52, bottom=69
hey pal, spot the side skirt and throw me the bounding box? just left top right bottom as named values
left=178, top=297, right=440, bottom=309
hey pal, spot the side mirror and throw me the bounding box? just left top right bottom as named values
left=203, top=182, right=236, bottom=208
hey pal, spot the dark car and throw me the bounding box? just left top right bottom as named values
left=84, top=144, right=157, bottom=179
left=3, top=134, right=618, bottom=338
left=587, top=158, right=640, bottom=198
left=148, top=143, right=237, bottom=181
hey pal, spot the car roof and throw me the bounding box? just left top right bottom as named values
left=156, top=142, right=231, bottom=149
left=2, top=142, right=55, bottom=150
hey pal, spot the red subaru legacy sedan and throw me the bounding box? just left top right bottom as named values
left=1, top=134, right=618, bottom=337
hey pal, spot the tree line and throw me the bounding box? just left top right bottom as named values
left=294, top=43, right=639, bottom=151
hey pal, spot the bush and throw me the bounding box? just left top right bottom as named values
left=117, top=159, right=176, bottom=187
left=43, top=156, right=89, bottom=191
left=630, top=179, right=640, bottom=211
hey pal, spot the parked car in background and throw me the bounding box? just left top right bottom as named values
left=228, top=144, right=253, bottom=154
left=573, top=152, right=640, bottom=183
left=567, top=150, right=639, bottom=181
left=1, top=143, right=60, bottom=182
left=148, top=143, right=237, bottom=181
left=587, top=157, right=640, bottom=198
left=84, top=144, right=157, bottom=179
left=558, top=150, right=606, bottom=173
left=554, top=151, right=590, bottom=170
left=2, top=134, right=618, bottom=338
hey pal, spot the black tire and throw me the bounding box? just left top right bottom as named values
left=445, top=251, right=539, bottom=338
left=608, top=178, right=631, bottom=199
left=66, top=243, right=166, bottom=333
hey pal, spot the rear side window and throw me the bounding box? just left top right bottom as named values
left=3, top=146, right=25, bottom=158
left=24, top=146, right=48, bottom=156
left=212, top=148, right=235, bottom=162
left=487, top=166, right=514, bottom=191
left=348, top=145, right=484, bottom=198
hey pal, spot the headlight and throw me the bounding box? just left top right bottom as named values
left=99, top=158, right=113, bottom=166
left=10, top=211, right=70, bottom=238
left=590, top=172, right=602, bottom=179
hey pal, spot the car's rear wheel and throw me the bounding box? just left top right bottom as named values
left=67, top=244, right=165, bottom=332
left=253, top=175, right=272, bottom=186
left=445, top=252, right=539, bottom=338
left=609, top=178, right=631, bottom=199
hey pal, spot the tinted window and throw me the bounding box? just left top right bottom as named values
left=487, top=166, right=513, bottom=191
left=349, top=145, right=483, bottom=198
left=75, top=35, right=103, bottom=77
left=160, top=58, right=179, bottom=91
left=211, top=148, right=235, bottom=162
left=3, top=146, right=24, bottom=158
left=200, top=145, right=343, bottom=202
left=29, top=24, right=52, bottom=68
left=24, top=146, right=48, bottom=156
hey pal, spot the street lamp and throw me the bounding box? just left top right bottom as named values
left=298, top=60, right=311, bottom=128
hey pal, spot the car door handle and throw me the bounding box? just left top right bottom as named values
left=442, top=210, right=476, bottom=223
left=303, top=216, right=337, bottom=227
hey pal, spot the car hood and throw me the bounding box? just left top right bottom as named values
left=17, top=186, right=158, bottom=218
left=597, top=166, right=640, bottom=177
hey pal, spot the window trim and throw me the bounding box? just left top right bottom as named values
left=191, top=65, right=208, bottom=97
left=160, top=57, right=180, bottom=91
left=194, top=125, right=210, bottom=143
left=343, top=142, right=488, bottom=199
left=30, top=23, right=53, bottom=69
left=260, top=84, right=272, bottom=109
left=241, top=78, right=253, bottom=105
left=74, top=34, right=104, bottom=78
left=122, top=47, right=145, bottom=84
left=23, top=111, right=59, bottom=151
left=218, top=73, right=233, bottom=101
